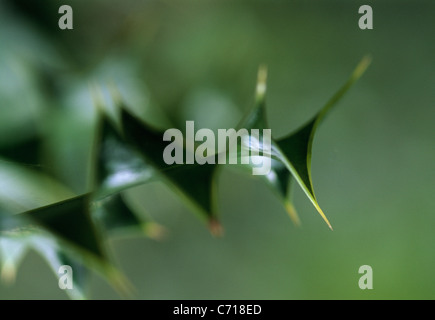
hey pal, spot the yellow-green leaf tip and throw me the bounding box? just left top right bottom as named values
left=285, top=201, right=301, bottom=227
left=1, top=261, right=17, bottom=284
left=256, top=64, right=268, bottom=101
left=314, top=203, right=333, bottom=231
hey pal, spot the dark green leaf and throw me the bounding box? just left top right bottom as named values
left=120, top=107, right=220, bottom=231
left=275, top=56, right=371, bottom=228
left=22, top=194, right=105, bottom=259
left=93, top=113, right=155, bottom=199
left=93, top=193, right=166, bottom=240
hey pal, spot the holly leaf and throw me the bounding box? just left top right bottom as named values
left=275, top=56, right=371, bottom=229
left=93, top=111, right=155, bottom=199
left=93, top=193, right=166, bottom=240
left=120, top=106, right=221, bottom=235
left=234, top=57, right=371, bottom=228
left=22, top=194, right=105, bottom=259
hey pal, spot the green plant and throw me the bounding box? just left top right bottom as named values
left=0, top=57, right=370, bottom=299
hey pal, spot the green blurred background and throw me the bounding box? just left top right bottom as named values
left=0, top=0, right=434, bottom=299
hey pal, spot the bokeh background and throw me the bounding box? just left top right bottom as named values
left=0, top=0, right=434, bottom=299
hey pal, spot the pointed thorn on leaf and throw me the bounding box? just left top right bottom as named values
left=208, top=218, right=224, bottom=237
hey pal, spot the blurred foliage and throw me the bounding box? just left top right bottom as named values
left=0, top=0, right=434, bottom=299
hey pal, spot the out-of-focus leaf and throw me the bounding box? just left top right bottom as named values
left=92, top=87, right=221, bottom=232
left=0, top=208, right=32, bottom=285
left=0, top=136, right=42, bottom=167
left=93, top=112, right=155, bottom=198
left=263, top=163, right=301, bottom=226
left=22, top=195, right=105, bottom=259
left=120, top=107, right=221, bottom=234
left=238, top=65, right=269, bottom=132
left=0, top=159, right=130, bottom=298
left=17, top=195, right=132, bottom=297
left=0, top=206, right=90, bottom=299
left=0, top=236, right=28, bottom=284
left=93, top=194, right=143, bottom=236
left=0, top=208, right=26, bottom=234
left=29, top=235, right=90, bottom=300
left=93, top=193, right=166, bottom=240
left=0, top=158, right=74, bottom=212
left=231, top=66, right=301, bottom=225
left=0, top=10, right=63, bottom=150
